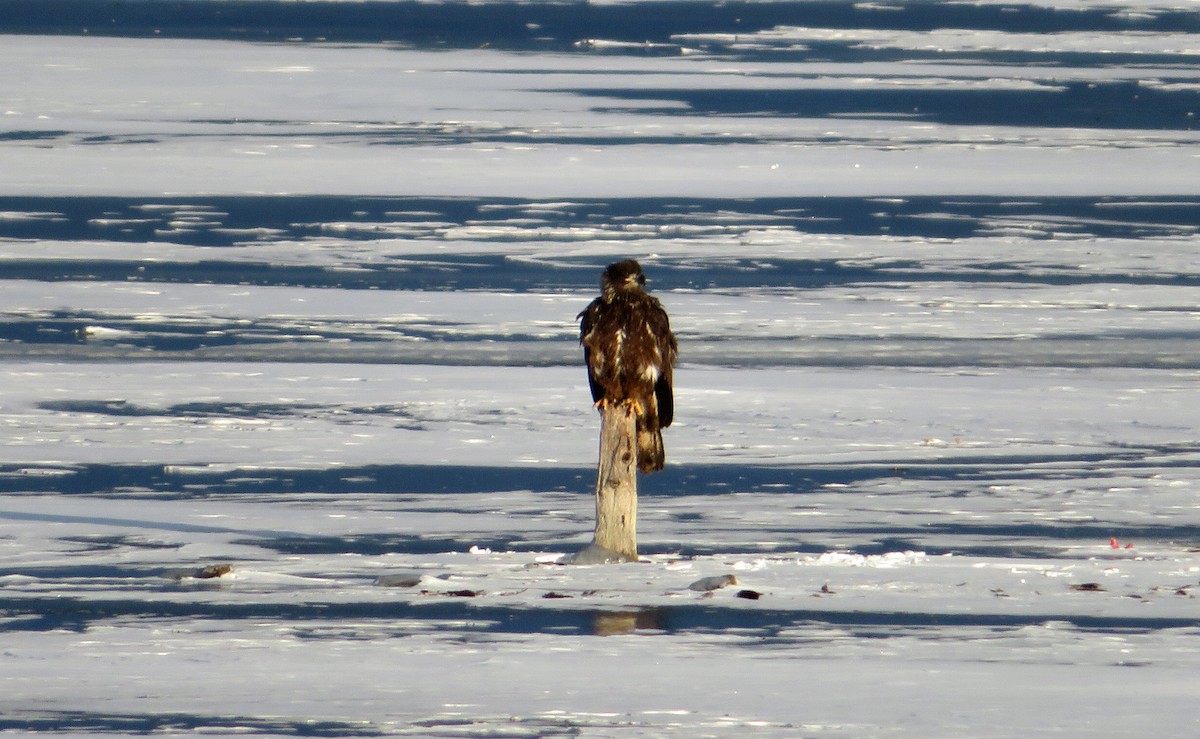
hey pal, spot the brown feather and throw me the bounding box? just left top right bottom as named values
left=579, top=260, right=677, bottom=473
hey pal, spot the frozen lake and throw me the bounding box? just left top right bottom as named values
left=3, top=1, right=1200, bottom=736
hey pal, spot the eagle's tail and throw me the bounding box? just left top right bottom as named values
left=636, top=417, right=665, bottom=473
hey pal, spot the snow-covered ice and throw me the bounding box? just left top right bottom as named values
left=2, top=1, right=1200, bottom=735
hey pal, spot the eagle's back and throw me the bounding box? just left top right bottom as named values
left=580, top=291, right=674, bottom=407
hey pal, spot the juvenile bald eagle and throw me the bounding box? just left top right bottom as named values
left=578, top=259, right=678, bottom=473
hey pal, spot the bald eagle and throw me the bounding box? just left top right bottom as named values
left=578, top=259, right=678, bottom=473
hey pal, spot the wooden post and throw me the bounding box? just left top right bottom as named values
left=567, top=401, right=639, bottom=564
left=592, top=401, right=638, bottom=558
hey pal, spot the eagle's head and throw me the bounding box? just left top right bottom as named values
left=600, top=259, right=646, bottom=301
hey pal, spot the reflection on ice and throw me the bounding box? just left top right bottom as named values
left=592, top=608, right=667, bottom=636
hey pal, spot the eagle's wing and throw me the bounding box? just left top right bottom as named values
left=654, top=373, right=673, bottom=428
left=648, top=296, right=678, bottom=428
left=578, top=300, right=605, bottom=403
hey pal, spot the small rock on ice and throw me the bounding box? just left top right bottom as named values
left=688, top=574, right=739, bottom=592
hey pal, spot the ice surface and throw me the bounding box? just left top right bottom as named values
left=4, top=33, right=1200, bottom=197
left=3, top=2, right=1200, bottom=736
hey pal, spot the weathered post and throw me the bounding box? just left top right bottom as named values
left=589, top=401, right=638, bottom=560
left=566, top=401, right=639, bottom=564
